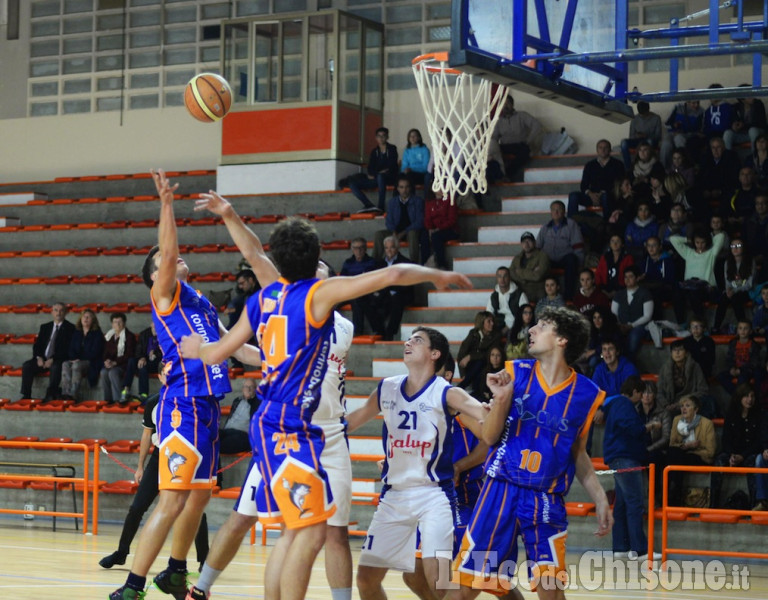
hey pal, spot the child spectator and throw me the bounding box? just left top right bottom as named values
left=474, top=345, right=506, bottom=402
left=637, top=235, right=677, bottom=318
left=400, top=128, right=431, bottom=189
left=683, top=318, right=717, bottom=379
left=534, top=276, right=565, bottom=319
left=624, top=201, right=657, bottom=263
left=752, top=285, right=768, bottom=337
left=611, top=266, right=654, bottom=359
left=581, top=307, right=619, bottom=373
left=717, top=320, right=762, bottom=395
left=658, top=203, right=688, bottom=253
left=670, top=226, right=725, bottom=323
left=606, top=175, right=636, bottom=234
left=456, top=311, right=503, bottom=394
left=647, top=162, right=672, bottom=223
left=595, top=234, right=635, bottom=298
left=572, top=268, right=611, bottom=316
left=504, top=303, right=534, bottom=360
left=713, top=238, right=755, bottom=333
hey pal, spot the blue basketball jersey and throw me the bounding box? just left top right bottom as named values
left=152, top=280, right=231, bottom=399
left=452, top=416, right=484, bottom=486
left=246, top=277, right=332, bottom=419
left=485, top=359, right=604, bottom=494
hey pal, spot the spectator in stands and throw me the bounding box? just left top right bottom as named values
left=591, top=338, right=639, bottom=397
left=606, top=175, right=636, bottom=234
left=713, top=238, right=755, bottom=333
left=621, top=101, right=663, bottom=170
left=534, top=276, right=565, bottom=319
left=344, top=126, right=398, bottom=213
left=504, top=303, right=534, bottom=360
left=123, top=323, right=161, bottom=405
left=709, top=214, right=731, bottom=290
left=61, top=308, right=103, bottom=402
left=702, top=87, right=734, bottom=140
left=638, top=380, right=671, bottom=464
left=741, top=193, right=768, bottom=274
left=20, top=302, right=76, bottom=401
left=683, top=318, right=717, bottom=379
left=724, top=167, right=759, bottom=227
left=745, top=133, right=768, bottom=188
left=670, top=226, right=725, bottom=323
left=630, top=142, right=657, bottom=190
left=717, top=320, right=762, bottom=395
left=537, top=200, right=584, bottom=300
left=509, top=231, right=550, bottom=303
left=219, top=378, right=260, bottom=456
left=456, top=311, right=503, bottom=394
left=224, top=269, right=259, bottom=330
left=602, top=375, right=654, bottom=561
left=647, top=163, right=673, bottom=223
left=697, top=137, right=740, bottom=210
left=400, top=128, right=431, bottom=189
left=581, top=306, right=620, bottom=373
left=474, top=345, right=506, bottom=402
left=753, top=286, right=768, bottom=337
left=752, top=409, right=768, bottom=510
left=374, top=175, right=424, bottom=263
left=567, top=139, right=625, bottom=217
left=572, top=268, right=610, bottom=316
left=637, top=236, right=677, bottom=319
left=611, top=266, right=653, bottom=359
left=710, top=384, right=762, bottom=508
left=657, top=339, right=710, bottom=416
left=668, top=149, right=696, bottom=190
left=661, top=99, right=705, bottom=167
left=100, top=312, right=137, bottom=404
left=492, top=95, right=543, bottom=178
left=420, top=190, right=459, bottom=270
left=658, top=203, right=688, bottom=254
left=340, top=237, right=380, bottom=336
left=666, top=395, right=717, bottom=506
left=624, top=202, right=657, bottom=264
left=724, top=88, right=766, bottom=150
left=369, top=235, right=413, bottom=341
left=486, top=266, right=528, bottom=336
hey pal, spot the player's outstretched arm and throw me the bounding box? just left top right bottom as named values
left=446, top=387, right=489, bottom=427
left=151, top=168, right=181, bottom=308
left=217, top=320, right=262, bottom=367
left=573, top=439, right=613, bottom=537
left=310, top=264, right=472, bottom=322
left=346, top=389, right=380, bottom=433
left=481, top=370, right=514, bottom=445
left=195, top=190, right=279, bottom=288
left=181, top=309, right=255, bottom=365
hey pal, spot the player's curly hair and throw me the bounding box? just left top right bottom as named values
left=537, top=306, right=590, bottom=366
left=413, top=326, right=451, bottom=372
left=141, top=245, right=161, bottom=289
left=268, top=217, right=320, bottom=282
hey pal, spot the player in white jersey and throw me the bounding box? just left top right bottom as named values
left=347, top=326, right=488, bottom=600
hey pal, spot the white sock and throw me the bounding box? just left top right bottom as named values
left=331, top=588, right=353, bottom=600
left=196, top=564, right=222, bottom=594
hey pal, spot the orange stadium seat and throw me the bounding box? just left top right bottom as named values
left=102, top=221, right=128, bottom=229
left=102, top=480, right=139, bottom=494
left=78, top=197, right=102, bottom=204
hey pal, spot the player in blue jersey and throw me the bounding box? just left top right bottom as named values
left=178, top=193, right=472, bottom=600
left=346, top=328, right=489, bottom=600
left=110, top=170, right=259, bottom=600
left=448, top=307, right=612, bottom=600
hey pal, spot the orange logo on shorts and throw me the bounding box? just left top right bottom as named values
left=159, top=433, right=201, bottom=488
left=272, top=459, right=328, bottom=526
left=171, top=409, right=182, bottom=428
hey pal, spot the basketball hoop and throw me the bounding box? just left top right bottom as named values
left=412, top=52, right=509, bottom=200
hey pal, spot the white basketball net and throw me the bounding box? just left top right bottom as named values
left=412, top=53, right=509, bottom=200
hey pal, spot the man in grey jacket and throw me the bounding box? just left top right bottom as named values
left=536, top=200, right=584, bottom=301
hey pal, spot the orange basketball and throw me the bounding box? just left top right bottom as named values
left=184, top=73, right=232, bottom=123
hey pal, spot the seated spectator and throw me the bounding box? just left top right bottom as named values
left=374, top=175, right=424, bottom=263
left=666, top=395, right=716, bottom=506
left=567, top=139, right=625, bottom=218
left=713, top=238, right=755, bottom=332
left=343, top=126, right=398, bottom=213
left=647, top=162, right=672, bottom=223
left=509, top=231, right=550, bottom=303
left=752, top=286, right=768, bottom=337
left=621, top=101, right=663, bottom=170
left=745, top=133, right=768, bottom=188
left=20, top=302, right=76, bottom=401
left=595, top=234, right=635, bottom=299
left=581, top=307, right=619, bottom=373
left=100, top=312, right=137, bottom=404
left=683, top=318, right=717, bottom=379
left=752, top=420, right=768, bottom=510
left=224, top=269, right=259, bottom=330
left=741, top=193, right=768, bottom=274
left=572, top=268, right=610, bottom=316
left=486, top=266, right=528, bottom=336
left=602, top=375, right=653, bottom=561
left=724, top=167, right=759, bottom=227
left=670, top=226, right=725, bottom=323
left=123, top=323, right=161, bottom=404
left=710, top=384, right=762, bottom=508
left=637, top=380, right=671, bottom=465
left=636, top=236, right=677, bottom=319
left=624, top=202, right=657, bottom=264
left=537, top=200, right=585, bottom=300
left=369, top=236, right=413, bottom=341
left=534, top=276, right=565, bottom=319
left=697, top=137, right=740, bottom=210
left=702, top=88, right=734, bottom=140
left=660, top=99, right=705, bottom=168
left=340, top=237, right=380, bottom=336
left=591, top=339, right=639, bottom=397
left=61, top=308, right=104, bottom=401
left=716, top=320, right=762, bottom=395
left=657, top=339, right=711, bottom=416
left=606, top=175, right=636, bottom=234
left=668, top=149, right=696, bottom=190
left=420, top=190, right=459, bottom=270
left=474, top=345, right=506, bottom=402
left=504, top=303, right=534, bottom=360
left=400, top=128, right=431, bottom=189
left=456, top=311, right=503, bottom=394
left=492, top=95, right=543, bottom=178
left=658, top=203, right=688, bottom=253
left=723, top=89, right=765, bottom=151
left=611, top=266, right=653, bottom=359
left=710, top=214, right=731, bottom=290
left=219, top=378, right=260, bottom=455
left=630, top=142, right=657, bottom=190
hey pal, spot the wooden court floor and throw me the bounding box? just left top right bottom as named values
left=1, top=519, right=767, bottom=599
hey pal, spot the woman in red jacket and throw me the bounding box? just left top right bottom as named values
left=595, top=233, right=635, bottom=299
left=420, top=190, right=459, bottom=269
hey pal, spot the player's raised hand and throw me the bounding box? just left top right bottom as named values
left=151, top=168, right=179, bottom=203
left=195, top=190, right=233, bottom=216
left=432, top=270, right=473, bottom=290
left=180, top=333, right=204, bottom=359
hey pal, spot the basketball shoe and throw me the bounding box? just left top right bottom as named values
left=109, top=585, right=146, bottom=600
left=186, top=585, right=210, bottom=600
left=153, top=568, right=189, bottom=600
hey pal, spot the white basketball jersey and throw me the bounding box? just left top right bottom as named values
left=313, top=312, right=354, bottom=422
left=378, top=374, right=454, bottom=489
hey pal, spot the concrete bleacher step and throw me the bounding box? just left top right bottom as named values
left=501, top=196, right=565, bottom=213
left=478, top=225, right=540, bottom=244
left=452, top=256, right=514, bottom=275
left=398, top=323, right=470, bottom=343
left=523, top=166, right=581, bottom=183
left=428, top=289, right=490, bottom=308
left=371, top=359, right=407, bottom=378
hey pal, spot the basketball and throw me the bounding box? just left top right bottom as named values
left=184, top=73, right=232, bottom=123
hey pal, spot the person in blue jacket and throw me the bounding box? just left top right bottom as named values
left=400, top=128, right=432, bottom=191
left=591, top=338, right=639, bottom=397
